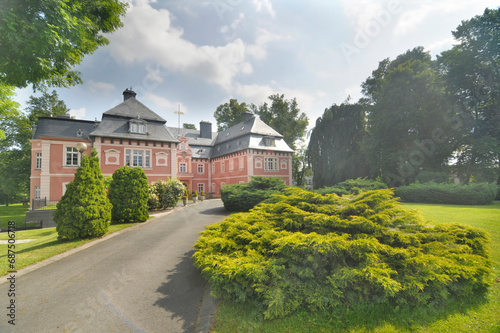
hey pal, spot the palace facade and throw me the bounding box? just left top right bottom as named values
left=29, top=89, right=293, bottom=206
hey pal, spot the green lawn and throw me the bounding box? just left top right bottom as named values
left=0, top=203, right=30, bottom=228
left=0, top=223, right=139, bottom=277
left=211, top=202, right=500, bottom=333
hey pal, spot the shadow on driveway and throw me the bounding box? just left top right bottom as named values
left=154, top=250, right=206, bottom=332
left=198, top=205, right=230, bottom=216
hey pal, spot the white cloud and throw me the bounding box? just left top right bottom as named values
left=426, top=37, right=456, bottom=54
left=246, top=28, right=290, bottom=60
left=107, top=0, right=252, bottom=91
left=342, top=0, right=386, bottom=31
left=69, top=107, right=86, bottom=119
left=145, top=92, right=186, bottom=114
left=252, top=0, right=275, bottom=18
left=87, top=80, right=115, bottom=94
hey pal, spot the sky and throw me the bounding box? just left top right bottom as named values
left=13, top=0, right=500, bottom=133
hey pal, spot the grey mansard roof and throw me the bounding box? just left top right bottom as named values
left=90, top=97, right=178, bottom=143
left=33, top=117, right=98, bottom=140
left=103, top=97, right=167, bottom=122
left=214, top=115, right=283, bottom=145
left=210, top=115, right=292, bottom=158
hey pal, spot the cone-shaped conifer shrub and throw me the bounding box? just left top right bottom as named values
left=194, top=188, right=491, bottom=319
left=108, top=166, right=149, bottom=222
left=54, top=149, right=112, bottom=240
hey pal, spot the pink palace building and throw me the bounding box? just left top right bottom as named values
left=29, top=89, right=293, bottom=206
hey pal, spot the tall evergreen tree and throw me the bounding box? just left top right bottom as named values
left=54, top=149, right=111, bottom=240
left=308, top=101, right=369, bottom=188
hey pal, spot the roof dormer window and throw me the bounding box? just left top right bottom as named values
left=129, top=119, right=147, bottom=134
left=263, top=136, right=275, bottom=147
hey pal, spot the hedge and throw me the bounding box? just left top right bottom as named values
left=315, top=178, right=388, bottom=196
left=220, top=176, right=286, bottom=212
left=395, top=182, right=498, bottom=205
left=194, top=188, right=491, bottom=319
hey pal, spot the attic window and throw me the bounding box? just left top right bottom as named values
left=76, top=129, right=83, bottom=137
left=129, top=119, right=147, bottom=134
left=263, top=137, right=275, bottom=147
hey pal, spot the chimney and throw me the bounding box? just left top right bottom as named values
left=244, top=111, right=254, bottom=122
left=123, top=88, right=137, bottom=101
left=199, top=121, right=212, bottom=139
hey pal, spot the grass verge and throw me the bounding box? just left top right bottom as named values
left=0, top=222, right=139, bottom=277
left=0, top=203, right=30, bottom=228
left=211, top=202, right=500, bottom=333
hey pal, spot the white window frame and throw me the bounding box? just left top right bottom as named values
left=197, top=163, right=204, bottom=174
left=125, top=149, right=151, bottom=168
left=229, top=159, right=234, bottom=171
left=239, top=157, right=244, bottom=170
left=179, top=162, right=187, bottom=173
left=35, top=186, right=41, bottom=199
left=35, top=152, right=42, bottom=169
left=65, top=147, right=79, bottom=166
left=198, top=183, right=205, bottom=194
left=129, top=120, right=147, bottom=134
left=221, top=161, right=225, bottom=173
left=264, top=157, right=279, bottom=171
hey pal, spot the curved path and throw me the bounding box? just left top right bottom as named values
left=0, top=200, right=229, bottom=333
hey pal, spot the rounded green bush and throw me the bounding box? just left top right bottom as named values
left=108, top=166, right=149, bottom=223
left=194, top=188, right=491, bottom=319
left=221, top=176, right=286, bottom=212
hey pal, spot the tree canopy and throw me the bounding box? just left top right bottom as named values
left=255, top=94, right=309, bottom=150
left=360, top=47, right=459, bottom=186
left=213, top=98, right=251, bottom=132
left=0, top=90, right=69, bottom=204
left=437, top=8, right=500, bottom=183
left=0, top=0, right=128, bottom=89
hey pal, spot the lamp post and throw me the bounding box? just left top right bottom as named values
left=75, top=142, right=88, bottom=163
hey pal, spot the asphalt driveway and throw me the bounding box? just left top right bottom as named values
left=0, top=199, right=229, bottom=333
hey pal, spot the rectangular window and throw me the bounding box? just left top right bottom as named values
left=198, top=163, right=204, bottom=174
left=212, top=183, right=216, bottom=194
left=229, top=159, right=234, bottom=171
left=35, top=152, right=42, bottom=169
left=198, top=183, right=205, bottom=194
left=125, top=149, right=151, bottom=168
left=179, top=162, right=187, bottom=173
left=239, top=157, right=244, bottom=170
left=221, top=161, right=225, bottom=173
left=264, top=157, right=278, bottom=171
left=66, top=147, right=79, bottom=166
left=35, top=186, right=41, bottom=199
left=212, top=163, right=215, bottom=174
